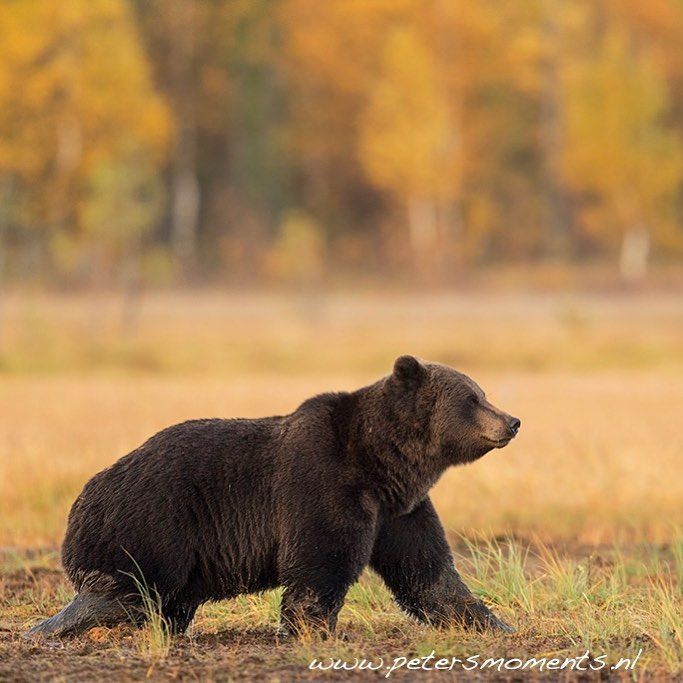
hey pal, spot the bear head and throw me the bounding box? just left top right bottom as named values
left=387, top=355, right=520, bottom=465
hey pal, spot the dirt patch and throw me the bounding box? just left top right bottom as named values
left=2, top=567, right=65, bottom=596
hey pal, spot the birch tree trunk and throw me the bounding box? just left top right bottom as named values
left=408, top=197, right=439, bottom=276
left=540, top=0, right=573, bottom=256
left=619, top=226, right=650, bottom=282
left=170, top=0, right=200, bottom=274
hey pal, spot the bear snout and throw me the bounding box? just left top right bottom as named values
left=481, top=412, right=520, bottom=447
left=507, top=416, right=521, bottom=437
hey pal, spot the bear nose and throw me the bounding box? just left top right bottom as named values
left=508, top=417, right=521, bottom=436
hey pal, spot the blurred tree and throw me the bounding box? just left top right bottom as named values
left=134, top=0, right=287, bottom=277
left=226, top=0, right=287, bottom=234
left=562, top=11, right=683, bottom=279
left=538, top=0, right=575, bottom=256
left=278, top=0, right=401, bottom=268
left=1, top=0, right=682, bottom=284
left=358, top=26, right=459, bottom=276
left=266, top=210, right=324, bottom=283
left=0, top=0, right=170, bottom=282
left=78, top=151, right=165, bottom=328
left=132, top=0, right=202, bottom=275
left=166, top=0, right=200, bottom=275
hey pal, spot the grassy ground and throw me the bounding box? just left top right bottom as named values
left=1, top=289, right=682, bottom=680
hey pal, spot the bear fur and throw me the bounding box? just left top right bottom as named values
left=28, top=355, right=520, bottom=638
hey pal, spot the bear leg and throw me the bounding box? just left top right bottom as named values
left=26, top=592, right=132, bottom=639
left=161, top=601, right=198, bottom=635
left=277, top=513, right=377, bottom=637
left=279, top=583, right=348, bottom=637
left=371, top=497, right=514, bottom=632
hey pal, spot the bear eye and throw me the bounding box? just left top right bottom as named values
left=468, top=394, right=479, bottom=406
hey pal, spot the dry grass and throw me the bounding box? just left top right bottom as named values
left=2, top=539, right=680, bottom=679
left=0, top=289, right=682, bottom=679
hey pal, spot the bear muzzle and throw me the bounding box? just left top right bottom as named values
left=482, top=414, right=521, bottom=448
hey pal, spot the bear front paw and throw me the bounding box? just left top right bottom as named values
left=483, top=611, right=515, bottom=633
left=461, top=599, right=515, bottom=633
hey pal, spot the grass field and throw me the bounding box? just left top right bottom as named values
left=1, top=289, right=682, bottom=680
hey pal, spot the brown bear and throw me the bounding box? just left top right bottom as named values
left=28, top=355, right=520, bottom=638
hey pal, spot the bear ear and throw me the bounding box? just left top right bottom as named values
left=392, top=355, right=426, bottom=386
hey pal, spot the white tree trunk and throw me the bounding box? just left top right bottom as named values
left=171, top=156, right=200, bottom=269
left=408, top=197, right=438, bottom=273
left=619, top=226, right=650, bottom=282
left=170, top=0, right=199, bottom=273
left=539, top=0, right=572, bottom=254
left=437, top=199, right=463, bottom=269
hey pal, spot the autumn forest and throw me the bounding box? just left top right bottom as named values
left=2, top=0, right=683, bottom=285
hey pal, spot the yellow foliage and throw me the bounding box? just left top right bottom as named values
left=0, top=0, right=171, bottom=231
left=358, top=26, right=459, bottom=203
left=2, top=0, right=683, bottom=276
left=562, top=14, right=683, bottom=244
left=266, top=210, right=325, bottom=282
